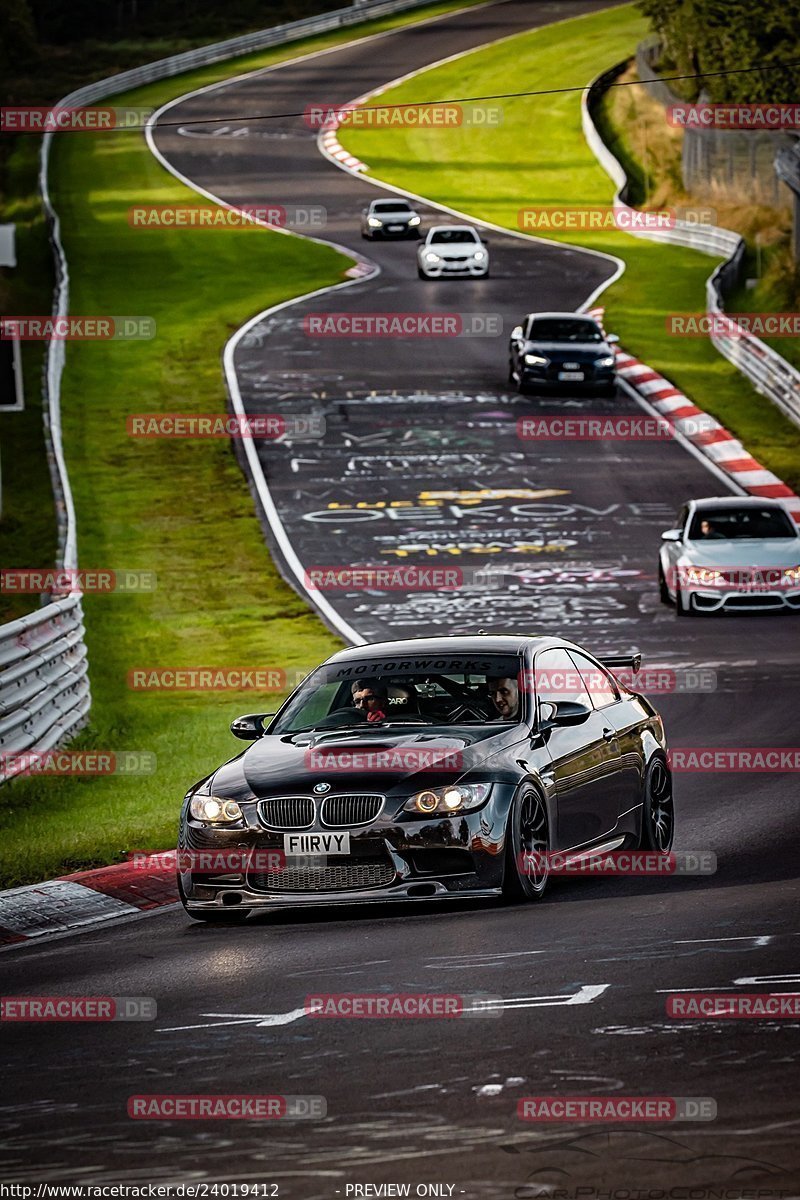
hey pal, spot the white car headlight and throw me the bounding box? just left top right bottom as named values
left=367, top=217, right=382, bottom=227
left=424, top=251, right=441, bottom=263
left=403, top=782, right=492, bottom=815
left=524, top=353, right=549, bottom=366
left=685, top=566, right=724, bottom=587
left=473, top=249, right=485, bottom=260
left=782, top=565, right=800, bottom=584
left=596, top=354, right=616, bottom=367
left=408, top=215, right=421, bottom=226
left=190, top=795, right=243, bottom=823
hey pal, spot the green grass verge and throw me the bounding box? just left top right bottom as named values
left=339, top=2, right=800, bottom=491
left=0, top=0, right=487, bottom=888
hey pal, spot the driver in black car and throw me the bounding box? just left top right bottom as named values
left=487, top=676, right=520, bottom=721
left=353, top=680, right=389, bottom=723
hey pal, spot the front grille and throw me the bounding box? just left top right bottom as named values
left=321, top=794, right=383, bottom=827
left=248, top=856, right=395, bottom=893
left=259, top=797, right=314, bottom=829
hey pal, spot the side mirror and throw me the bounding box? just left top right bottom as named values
left=481, top=237, right=489, bottom=245
left=510, top=325, right=524, bottom=341
left=661, top=529, right=683, bottom=543
left=538, top=700, right=592, bottom=730
left=230, top=713, right=273, bottom=740
left=606, top=333, right=620, bottom=344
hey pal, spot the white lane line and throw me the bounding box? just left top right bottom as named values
left=675, top=936, right=774, bottom=945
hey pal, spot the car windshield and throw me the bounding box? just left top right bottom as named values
left=688, top=507, right=795, bottom=539
left=529, top=318, right=603, bottom=343
left=272, top=654, right=525, bottom=733
left=429, top=229, right=478, bottom=244
left=373, top=201, right=411, bottom=213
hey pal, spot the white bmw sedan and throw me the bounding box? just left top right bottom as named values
left=417, top=224, right=489, bottom=279
left=659, top=496, right=800, bottom=615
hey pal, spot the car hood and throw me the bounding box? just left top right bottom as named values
left=680, top=538, right=800, bottom=567
left=213, top=726, right=512, bottom=799
left=373, top=210, right=414, bottom=220
left=422, top=243, right=481, bottom=258
left=524, top=339, right=611, bottom=359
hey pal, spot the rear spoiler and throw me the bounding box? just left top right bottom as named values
left=600, top=652, right=642, bottom=674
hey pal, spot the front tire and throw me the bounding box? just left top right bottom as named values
left=658, top=563, right=672, bottom=606
left=638, top=756, right=675, bottom=852
left=676, top=587, right=694, bottom=617
left=503, top=785, right=550, bottom=901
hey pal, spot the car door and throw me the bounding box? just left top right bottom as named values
left=662, top=503, right=690, bottom=595
left=533, top=648, right=620, bottom=850
left=567, top=650, right=641, bottom=831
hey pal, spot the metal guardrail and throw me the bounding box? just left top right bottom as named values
left=0, top=595, right=90, bottom=782
left=583, top=64, right=800, bottom=431
left=2, top=0, right=446, bottom=784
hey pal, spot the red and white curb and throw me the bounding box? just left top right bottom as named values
left=588, top=308, right=800, bottom=523
left=0, top=853, right=177, bottom=947
left=319, top=120, right=368, bottom=173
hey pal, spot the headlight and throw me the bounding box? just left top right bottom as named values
left=782, top=565, right=800, bottom=584
left=524, top=353, right=549, bottom=366
left=685, top=566, right=724, bottom=586
left=367, top=217, right=382, bottom=227
left=408, top=215, right=421, bottom=226
left=402, top=782, right=492, bottom=815
left=473, top=250, right=485, bottom=260
left=596, top=354, right=616, bottom=367
left=190, top=795, right=243, bottom=823
left=425, top=251, right=441, bottom=263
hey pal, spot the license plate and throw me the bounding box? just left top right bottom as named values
left=558, top=370, right=584, bottom=381
left=388, top=224, right=403, bottom=232
left=284, top=831, right=350, bottom=856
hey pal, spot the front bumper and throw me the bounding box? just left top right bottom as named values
left=519, top=364, right=616, bottom=390
left=687, top=587, right=800, bottom=613
left=366, top=223, right=419, bottom=238
left=178, top=791, right=512, bottom=910
left=419, top=258, right=487, bottom=277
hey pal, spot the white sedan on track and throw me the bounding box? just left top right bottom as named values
left=417, top=224, right=489, bottom=279
left=658, top=496, right=800, bottom=616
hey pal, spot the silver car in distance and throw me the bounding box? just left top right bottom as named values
left=417, top=224, right=489, bottom=279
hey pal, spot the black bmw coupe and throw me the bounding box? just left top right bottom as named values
left=177, top=635, right=674, bottom=921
